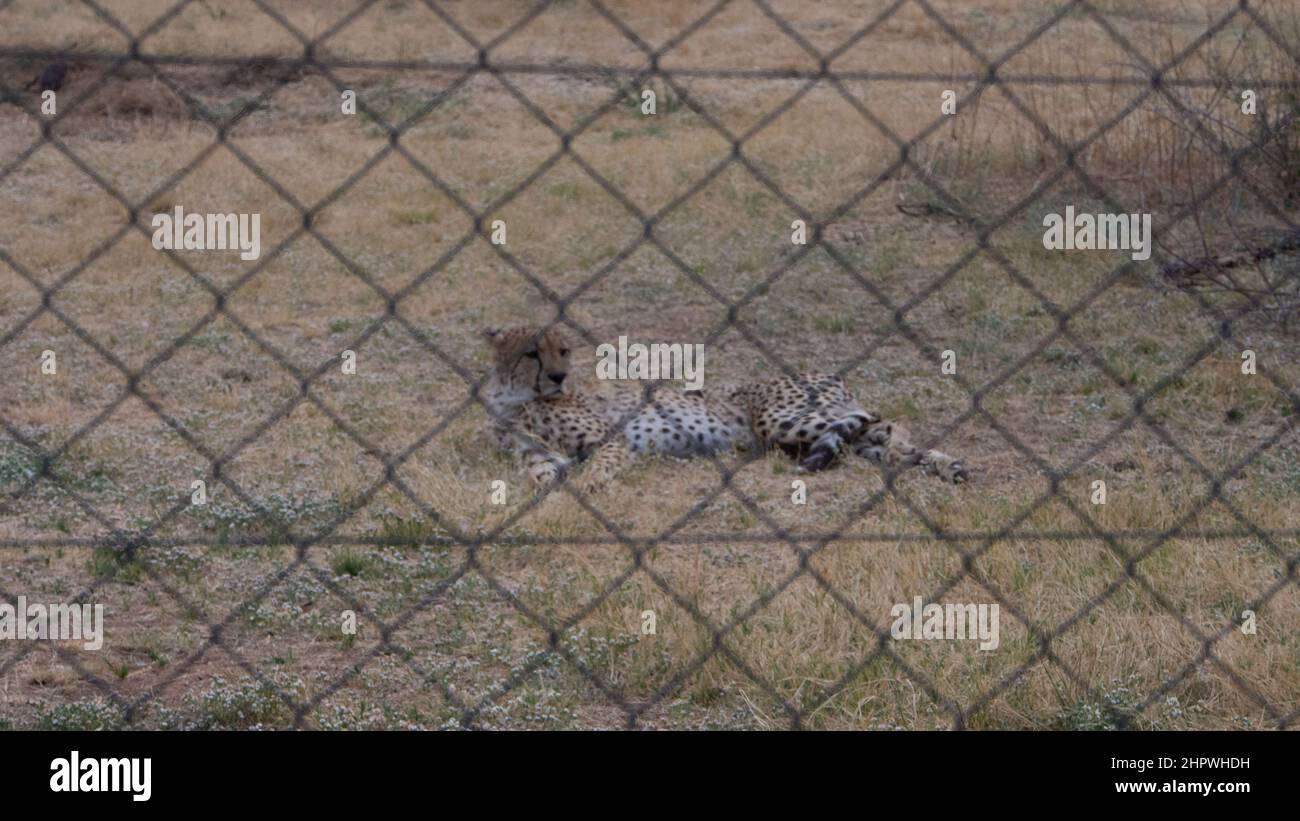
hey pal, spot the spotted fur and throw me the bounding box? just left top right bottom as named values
left=482, top=325, right=968, bottom=493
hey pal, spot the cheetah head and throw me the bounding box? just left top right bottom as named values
left=484, top=325, right=572, bottom=404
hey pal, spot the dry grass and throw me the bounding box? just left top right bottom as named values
left=0, top=0, right=1298, bottom=729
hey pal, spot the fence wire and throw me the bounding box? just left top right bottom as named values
left=0, top=0, right=1298, bottom=729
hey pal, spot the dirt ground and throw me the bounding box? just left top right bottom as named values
left=0, top=0, right=1298, bottom=729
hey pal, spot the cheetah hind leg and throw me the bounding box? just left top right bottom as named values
left=795, top=413, right=874, bottom=473
left=852, top=421, right=968, bottom=483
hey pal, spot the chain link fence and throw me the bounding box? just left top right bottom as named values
left=0, top=0, right=1298, bottom=729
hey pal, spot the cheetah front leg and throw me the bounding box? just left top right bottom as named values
left=578, top=437, right=634, bottom=494
left=501, top=426, right=573, bottom=489
left=516, top=437, right=632, bottom=495
left=852, top=421, right=968, bottom=483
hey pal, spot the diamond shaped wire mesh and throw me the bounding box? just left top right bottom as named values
left=0, top=0, right=1298, bottom=729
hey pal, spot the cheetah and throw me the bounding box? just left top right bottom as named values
left=481, top=325, right=968, bottom=493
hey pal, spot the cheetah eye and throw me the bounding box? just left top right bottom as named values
left=559, top=349, right=569, bottom=357
left=523, top=350, right=539, bottom=360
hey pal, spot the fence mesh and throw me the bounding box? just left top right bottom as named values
left=1, top=0, right=1298, bottom=729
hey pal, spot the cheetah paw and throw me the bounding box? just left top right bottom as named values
left=944, top=461, right=969, bottom=484
left=529, top=460, right=570, bottom=488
